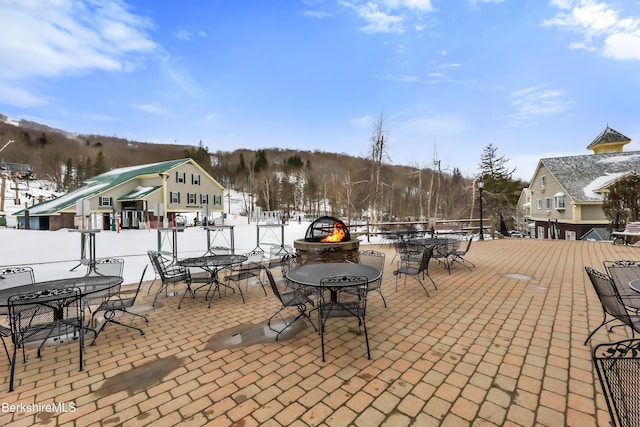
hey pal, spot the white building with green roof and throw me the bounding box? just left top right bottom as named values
left=15, top=158, right=225, bottom=231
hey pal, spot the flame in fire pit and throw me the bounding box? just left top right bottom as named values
left=321, top=222, right=347, bottom=243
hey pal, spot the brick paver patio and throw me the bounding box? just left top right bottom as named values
left=1, top=238, right=638, bottom=426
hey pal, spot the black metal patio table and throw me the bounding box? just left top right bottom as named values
left=409, top=237, right=459, bottom=272
left=0, top=275, right=123, bottom=313
left=286, top=263, right=381, bottom=302
left=630, top=280, right=640, bottom=293
left=177, top=254, right=248, bottom=308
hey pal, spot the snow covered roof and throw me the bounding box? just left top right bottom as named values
left=541, top=151, right=640, bottom=202
left=15, top=158, right=189, bottom=216
left=118, top=185, right=161, bottom=201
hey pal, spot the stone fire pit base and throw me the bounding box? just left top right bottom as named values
left=293, top=239, right=360, bottom=264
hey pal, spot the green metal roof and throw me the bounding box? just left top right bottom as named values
left=118, top=185, right=162, bottom=201
left=15, top=158, right=189, bottom=216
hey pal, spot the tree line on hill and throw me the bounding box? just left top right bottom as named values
left=0, top=116, right=526, bottom=229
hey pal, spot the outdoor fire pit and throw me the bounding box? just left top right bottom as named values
left=294, top=216, right=359, bottom=263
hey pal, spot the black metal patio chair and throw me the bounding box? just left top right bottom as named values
left=584, top=267, right=640, bottom=345
left=90, top=266, right=149, bottom=345
left=8, top=287, right=85, bottom=392
left=450, top=238, right=475, bottom=270
left=147, top=251, right=192, bottom=308
left=224, top=249, right=267, bottom=296
left=0, top=266, right=36, bottom=365
left=84, top=258, right=124, bottom=314
left=344, top=250, right=386, bottom=307
left=393, top=246, right=437, bottom=297
left=592, top=338, right=640, bottom=427
left=317, top=275, right=370, bottom=362
left=265, top=267, right=316, bottom=341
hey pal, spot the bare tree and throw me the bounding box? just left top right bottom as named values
left=368, top=112, right=389, bottom=225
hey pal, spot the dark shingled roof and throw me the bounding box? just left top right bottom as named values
left=587, top=126, right=631, bottom=149
left=541, top=151, right=640, bottom=202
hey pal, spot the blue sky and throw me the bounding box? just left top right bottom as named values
left=1, top=0, right=640, bottom=181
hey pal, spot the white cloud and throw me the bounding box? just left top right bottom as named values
left=175, top=29, right=194, bottom=40
left=470, top=0, right=505, bottom=5
left=303, top=10, right=331, bottom=19
left=603, top=32, right=640, bottom=60
left=350, top=115, right=375, bottom=128
left=0, top=0, right=157, bottom=106
left=160, top=54, right=202, bottom=97
left=132, top=104, right=168, bottom=115
left=511, top=86, right=573, bottom=120
left=339, top=0, right=435, bottom=33
left=544, top=0, right=640, bottom=60
left=0, top=83, right=48, bottom=108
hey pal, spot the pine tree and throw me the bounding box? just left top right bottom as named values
left=478, top=144, right=521, bottom=233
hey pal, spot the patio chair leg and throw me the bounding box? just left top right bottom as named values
left=1, top=338, right=10, bottom=366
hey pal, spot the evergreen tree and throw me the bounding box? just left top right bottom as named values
left=94, top=151, right=107, bottom=175
left=85, top=156, right=94, bottom=179
left=38, top=132, right=49, bottom=147
left=63, top=158, right=74, bottom=191
left=478, top=144, right=521, bottom=233
left=603, top=173, right=640, bottom=224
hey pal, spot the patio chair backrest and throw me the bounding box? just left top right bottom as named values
left=0, top=267, right=35, bottom=289
left=592, top=338, right=640, bottom=427
left=358, top=250, right=385, bottom=290
left=209, top=246, right=231, bottom=255
left=90, top=258, right=124, bottom=277
left=585, top=267, right=637, bottom=331
left=280, top=252, right=300, bottom=274
left=246, top=249, right=265, bottom=264
left=359, top=250, right=385, bottom=272
left=419, top=247, right=434, bottom=273
left=319, top=275, right=369, bottom=308
left=264, top=267, right=283, bottom=304
left=458, top=238, right=472, bottom=254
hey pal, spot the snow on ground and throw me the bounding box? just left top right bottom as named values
left=0, top=180, right=386, bottom=284
left=0, top=218, right=384, bottom=285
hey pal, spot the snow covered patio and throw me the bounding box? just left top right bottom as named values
left=0, top=236, right=639, bottom=426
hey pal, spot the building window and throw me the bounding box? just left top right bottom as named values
left=176, top=171, right=186, bottom=184
left=200, top=194, right=209, bottom=205
left=99, top=197, right=112, bottom=207
left=192, top=174, right=201, bottom=185
left=187, top=193, right=196, bottom=204
left=545, top=197, right=551, bottom=210
left=554, top=193, right=566, bottom=210
left=540, top=175, right=546, bottom=189
left=566, top=230, right=576, bottom=241
left=536, top=199, right=542, bottom=210
left=213, top=195, right=222, bottom=205
left=170, top=192, right=180, bottom=204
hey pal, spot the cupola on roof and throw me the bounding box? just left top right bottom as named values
left=587, top=126, right=631, bottom=154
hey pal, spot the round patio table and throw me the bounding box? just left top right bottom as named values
left=178, top=254, right=248, bottom=307
left=630, top=279, right=640, bottom=293
left=286, top=263, right=381, bottom=302
left=0, top=275, right=123, bottom=309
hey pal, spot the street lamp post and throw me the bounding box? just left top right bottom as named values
left=478, top=177, right=484, bottom=241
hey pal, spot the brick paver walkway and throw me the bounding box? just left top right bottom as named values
left=0, top=238, right=638, bottom=426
